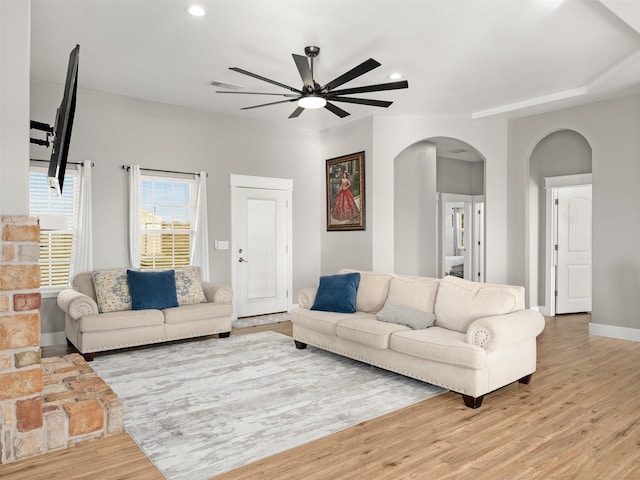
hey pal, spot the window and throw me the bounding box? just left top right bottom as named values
left=138, top=175, right=196, bottom=270
left=29, top=166, right=78, bottom=292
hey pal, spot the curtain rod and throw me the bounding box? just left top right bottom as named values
left=121, top=165, right=207, bottom=177
left=30, top=159, right=94, bottom=167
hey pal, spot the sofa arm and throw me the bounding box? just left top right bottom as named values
left=297, top=287, right=318, bottom=309
left=466, top=309, right=545, bottom=350
left=57, top=289, right=99, bottom=319
left=202, top=281, right=232, bottom=303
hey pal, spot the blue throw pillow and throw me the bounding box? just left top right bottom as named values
left=310, top=272, right=360, bottom=313
left=126, top=269, right=179, bottom=310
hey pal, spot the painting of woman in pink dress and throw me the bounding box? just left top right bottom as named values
left=326, top=151, right=365, bottom=231
left=331, top=171, right=360, bottom=221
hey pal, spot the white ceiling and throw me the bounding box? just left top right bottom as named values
left=30, top=0, right=640, bottom=132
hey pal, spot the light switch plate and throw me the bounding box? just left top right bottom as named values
left=215, top=240, right=229, bottom=250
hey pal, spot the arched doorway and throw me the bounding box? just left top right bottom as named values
left=527, top=129, right=592, bottom=315
left=394, top=136, right=485, bottom=280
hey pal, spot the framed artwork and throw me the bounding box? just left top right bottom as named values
left=326, top=151, right=365, bottom=231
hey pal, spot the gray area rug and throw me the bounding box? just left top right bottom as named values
left=91, top=331, right=445, bottom=480
left=233, top=311, right=290, bottom=328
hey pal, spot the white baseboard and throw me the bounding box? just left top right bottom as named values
left=589, top=323, right=640, bottom=343
left=40, top=331, right=66, bottom=347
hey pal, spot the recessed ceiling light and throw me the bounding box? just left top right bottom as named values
left=186, top=5, right=206, bottom=17
left=389, top=73, right=403, bottom=80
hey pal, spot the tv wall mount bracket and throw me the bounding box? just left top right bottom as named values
left=30, top=120, right=54, bottom=147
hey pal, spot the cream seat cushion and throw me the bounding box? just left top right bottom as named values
left=163, top=302, right=232, bottom=324
left=390, top=327, right=487, bottom=369
left=292, top=309, right=372, bottom=336
left=78, top=309, right=164, bottom=333
left=337, top=317, right=410, bottom=349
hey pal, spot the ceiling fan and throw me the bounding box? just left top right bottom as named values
left=216, top=46, right=409, bottom=119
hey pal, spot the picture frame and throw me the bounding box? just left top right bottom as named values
left=326, top=151, right=365, bottom=231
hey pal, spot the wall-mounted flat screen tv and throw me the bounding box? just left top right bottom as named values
left=47, top=44, right=80, bottom=196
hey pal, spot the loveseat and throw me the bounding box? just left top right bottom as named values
left=58, top=266, right=233, bottom=361
left=291, top=269, right=545, bottom=408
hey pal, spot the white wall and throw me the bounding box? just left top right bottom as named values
left=394, top=141, right=437, bottom=276
left=371, top=115, right=509, bottom=283
left=30, top=82, right=323, bottom=334
left=0, top=0, right=30, bottom=215
left=509, top=93, right=640, bottom=338
left=319, top=117, right=373, bottom=275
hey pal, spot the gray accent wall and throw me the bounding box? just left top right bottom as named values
left=319, top=118, right=374, bottom=276
left=30, top=81, right=323, bottom=334
left=528, top=130, right=592, bottom=307
left=508, top=93, right=640, bottom=333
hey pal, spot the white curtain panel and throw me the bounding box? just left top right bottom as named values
left=191, top=171, right=210, bottom=281
left=70, top=160, right=93, bottom=277
left=128, top=164, right=141, bottom=268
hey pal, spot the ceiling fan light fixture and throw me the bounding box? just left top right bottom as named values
left=298, top=95, right=326, bottom=109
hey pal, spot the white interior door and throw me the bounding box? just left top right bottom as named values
left=231, top=175, right=292, bottom=319
left=556, top=185, right=592, bottom=314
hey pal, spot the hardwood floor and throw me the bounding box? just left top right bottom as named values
left=3, top=314, right=640, bottom=479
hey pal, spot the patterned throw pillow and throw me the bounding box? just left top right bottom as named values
left=92, top=269, right=132, bottom=313
left=175, top=266, right=207, bottom=305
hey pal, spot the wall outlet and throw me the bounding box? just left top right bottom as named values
left=215, top=240, right=229, bottom=250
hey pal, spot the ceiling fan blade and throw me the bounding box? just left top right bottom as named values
left=216, top=91, right=299, bottom=97
left=240, top=98, right=298, bottom=110
left=329, top=80, right=409, bottom=96
left=292, top=54, right=314, bottom=90
left=289, top=106, right=305, bottom=118
left=229, top=67, right=302, bottom=94
left=324, top=101, right=351, bottom=118
left=322, top=58, right=381, bottom=92
left=325, top=96, right=393, bottom=108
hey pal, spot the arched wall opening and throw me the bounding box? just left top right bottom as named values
left=527, top=129, right=592, bottom=311
left=394, top=136, right=485, bottom=278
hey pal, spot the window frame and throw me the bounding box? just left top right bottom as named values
left=138, top=173, right=197, bottom=271
left=29, top=164, right=79, bottom=298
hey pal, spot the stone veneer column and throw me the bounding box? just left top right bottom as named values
left=0, top=215, right=44, bottom=463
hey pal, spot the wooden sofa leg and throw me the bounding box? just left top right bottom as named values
left=462, top=394, right=484, bottom=409
left=218, top=331, right=231, bottom=338
left=82, top=352, right=95, bottom=362
left=518, top=374, right=533, bottom=385
left=294, top=340, right=307, bottom=349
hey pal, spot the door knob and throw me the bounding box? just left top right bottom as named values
left=238, top=257, right=248, bottom=263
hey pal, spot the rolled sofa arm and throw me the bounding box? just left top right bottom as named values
left=57, top=289, right=99, bottom=319
left=297, top=287, right=318, bottom=309
left=202, top=282, right=232, bottom=303
left=466, top=309, right=545, bottom=350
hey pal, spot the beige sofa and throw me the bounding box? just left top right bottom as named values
left=292, top=270, right=545, bottom=408
left=58, top=267, right=233, bottom=361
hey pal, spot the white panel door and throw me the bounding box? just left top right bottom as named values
left=556, top=185, right=592, bottom=314
left=235, top=187, right=289, bottom=318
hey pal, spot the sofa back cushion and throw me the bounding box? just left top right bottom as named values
left=386, top=276, right=440, bottom=313
left=434, top=275, right=525, bottom=333
left=338, top=269, right=394, bottom=313
left=92, top=269, right=132, bottom=313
